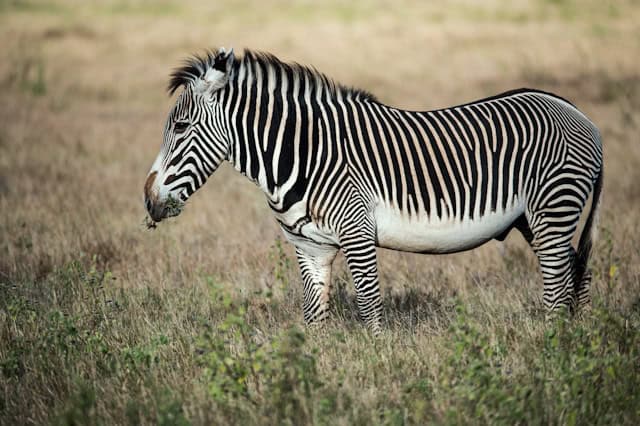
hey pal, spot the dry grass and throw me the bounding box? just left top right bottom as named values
left=1, top=1, right=640, bottom=424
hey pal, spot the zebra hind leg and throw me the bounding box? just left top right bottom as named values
left=532, top=171, right=603, bottom=313
left=527, top=208, right=582, bottom=314
left=575, top=270, right=592, bottom=310
left=533, top=238, right=579, bottom=315
left=294, top=245, right=338, bottom=325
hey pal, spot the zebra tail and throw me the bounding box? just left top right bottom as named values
left=576, top=166, right=603, bottom=283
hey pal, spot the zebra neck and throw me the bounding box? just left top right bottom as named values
left=220, top=62, right=353, bottom=212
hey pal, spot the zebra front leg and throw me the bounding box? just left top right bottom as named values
left=295, top=245, right=338, bottom=325
left=340, top=235, right=382, bottom=333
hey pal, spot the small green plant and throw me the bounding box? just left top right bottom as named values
left=37, top=310, right=81, bottom=363
left=120, top=334, right=169, bottom=373
left=198, top=307, right=259, bottom=401
left=156, top=389, right=190, bottom=426
left=197, top=283, right=321, bottom=423
left=0, top=339, right=26, bottom=379
left=599, top=226, right=621, bottom=292
left=534, top=309, right=640, bottom=424
left=269, top=235, right=293, bottom=292
left=265, top=328, right=320, bottom=421
left=53, top=381, right=97, bottom=426
left=442, top=304, right=525, bottom=424
left=9, top=50, right=47, bottom=96
left=402, top=378, right=435, bottom=424
left=438, top=303, right=640, bottom=425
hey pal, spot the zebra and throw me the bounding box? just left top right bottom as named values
left=144, top=47, right=603, bottom=332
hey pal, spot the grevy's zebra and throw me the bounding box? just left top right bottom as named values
left=144, top=48, right=603, bottom=332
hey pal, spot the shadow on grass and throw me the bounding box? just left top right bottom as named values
left=331, top=278, right=456, bottom=332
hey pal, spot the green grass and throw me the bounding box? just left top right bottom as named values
left=99, top=1, right=183, bottom=17
left=2, top=255, right=639, bottom=425
left=0, top=0, right=67, bottom=15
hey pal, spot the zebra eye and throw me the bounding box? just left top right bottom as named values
left=174, top=121, right=190, bottom=133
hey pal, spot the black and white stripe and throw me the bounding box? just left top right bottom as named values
left=144, top=48, right=603, bottom=332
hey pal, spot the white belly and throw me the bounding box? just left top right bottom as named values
left=374, top=202, right=525, bottom=254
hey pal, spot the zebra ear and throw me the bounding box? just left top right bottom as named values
left=213, top=47, right=234, bottom=73
left=195, top=48, right=235, bottom=96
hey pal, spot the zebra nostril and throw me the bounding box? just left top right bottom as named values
left=145, top=197, right=152, bottom=212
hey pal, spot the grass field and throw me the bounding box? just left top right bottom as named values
left=1, top=0, right=640, bottom=424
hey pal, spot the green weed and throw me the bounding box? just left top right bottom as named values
left=197, top=283, right=321, bottom=424
left=269, top=235, right=294, bottom=292
left=438, top=303, right=640, bottom=425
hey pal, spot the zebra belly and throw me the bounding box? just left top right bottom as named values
left=374, top=202, right=525, bottom=254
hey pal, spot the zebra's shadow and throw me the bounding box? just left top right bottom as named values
left=330, top=278, right=456, bottom=331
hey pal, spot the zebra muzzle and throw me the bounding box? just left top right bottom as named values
left=144, top=171, right=164, bottom=222
left=145, top=199, right=166, bottom=223
left=143, top=171, right=185, bottom=222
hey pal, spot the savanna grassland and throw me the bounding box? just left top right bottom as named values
left=1, top=1, right=640, bottom=424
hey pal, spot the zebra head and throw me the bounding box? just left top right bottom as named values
left=144, top=48, right=235, bottom=223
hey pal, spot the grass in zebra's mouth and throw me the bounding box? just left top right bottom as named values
left=164, top=194, right=185, bottom=218
left=143, top=196, right=184, bottom=229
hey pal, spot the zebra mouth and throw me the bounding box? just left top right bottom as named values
left=164, top=204, right=183, bottom=218
left=163, top=195, right=185, bottom=219
left=145, top=195, right=185, bottom=225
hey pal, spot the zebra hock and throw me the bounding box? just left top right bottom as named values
left=143, top=48, right=603, bottom=332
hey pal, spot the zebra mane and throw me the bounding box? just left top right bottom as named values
left=167, top=48, right=378, bottom=102
left=168, top=49, right=230, bottom=95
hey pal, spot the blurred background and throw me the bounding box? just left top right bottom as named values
left=1, top=0, right=638, bottom=288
